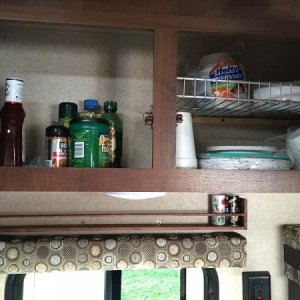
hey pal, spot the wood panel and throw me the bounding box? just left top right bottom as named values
left=0, top=224, right=246, bottom=235
left=0, top=167, right=299, bottom=192
left=0, top=0, right=300, bottom=36
left=152, top=29, right=177, bottom=169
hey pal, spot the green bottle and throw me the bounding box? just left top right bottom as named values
left=69, top=118, right=110, bottom=168
left=59, top=102, right=78, bottom=129
left=101, top=101, right=123, bottom=168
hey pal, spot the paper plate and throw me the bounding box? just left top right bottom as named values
left=253, top=85, right=300, bottom=102
left=206, top=146, right=278, bottom=152
left=198, top=151, right=288, bottom=160
left=198, top=157, right=290, bottom=170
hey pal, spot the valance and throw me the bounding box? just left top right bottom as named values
left=0, top=232, right=246, bottom=273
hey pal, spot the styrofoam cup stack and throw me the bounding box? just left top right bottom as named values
left=176, top=112, right=197, bottom=169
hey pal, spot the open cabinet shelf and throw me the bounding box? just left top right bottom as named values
left=177, top=77, right=300, bottom=119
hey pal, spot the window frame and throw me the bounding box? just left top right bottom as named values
left=5, top=268, right=219, bottom=300
left=5, top=274, right=26, bottom=300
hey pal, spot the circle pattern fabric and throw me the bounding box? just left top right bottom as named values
left=0, top=232, right=246, bottom=273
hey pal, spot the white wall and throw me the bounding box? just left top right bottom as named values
left=0, top=192, right=299, bottom=300
left=0, top=23, right=153, bottom=168
left=218, top=193, right=300, bottom=300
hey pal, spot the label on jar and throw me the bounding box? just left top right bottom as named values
left=99, top=134, right=111, bottom=168
left=5, top=78, right=24, bottom=103
left=70, top=129, right=110, bottom=168
left=46, top=136, right=68, bottom=168
left=110, top=125, right=117, bottom=165
left=212, top=215, right=226, bottom=226
left=71, top=130, right=96, bottom=167
left=74, top=141, right=85, bottom=158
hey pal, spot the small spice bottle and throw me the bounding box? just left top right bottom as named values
left=45, top=124, right=69, bottom=167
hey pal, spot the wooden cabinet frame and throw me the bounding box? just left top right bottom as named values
left=0, top=0, right=300, bottom=193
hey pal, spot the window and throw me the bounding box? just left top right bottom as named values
left=23, top=271, right=105, bottom=300
left=5, top=268, right=219, bottom=300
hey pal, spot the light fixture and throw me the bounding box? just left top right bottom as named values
left=105, top=192, right=167, bottom=200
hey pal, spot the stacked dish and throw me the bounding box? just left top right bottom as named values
left=253, top=84, right=300, bottom=102
left=197, top=146, right=290, bottom=170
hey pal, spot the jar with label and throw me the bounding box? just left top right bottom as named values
left=45, top=124, right=69, bottom=167
left=69, top=118, right=110, bottom=168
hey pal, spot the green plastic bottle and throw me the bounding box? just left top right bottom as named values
left=101, top=101, right=123, bottom=168
left=69, top=118, right=110, bottom=168
left=58, top=102, right=78, bottom=129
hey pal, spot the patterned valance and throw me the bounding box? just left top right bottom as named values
left=283, top=225, right=300, bottom=286
left=283, top=225, right=300, bottom=250
left=0, top=232, right=246, bottom=273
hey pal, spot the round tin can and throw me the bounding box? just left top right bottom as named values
left=211, top=194, right=226, bottom=226
left=212, top=194, right=226, bottom=213
left=227, top=194, right=240, bottom=226
left=69, top=118, right=110, bottom=168
left=227, top=195, right=240, bottom=212
left=212, top=215, right=226, bottom=226
left=45, top=125, right=69, bottom=167
left=229, top=215, right=240, bottom=226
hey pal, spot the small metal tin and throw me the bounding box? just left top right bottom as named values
left=212, top=194, right=226, bottom=213
left=227, top=195, right=240, bottom=213
left=227, top=195, right=240, bottom=226
left=229, top=215, right=240, bottom=226
left=211, top=194, right=226, bottom=226
left=212, top=215, right=226, bottom=226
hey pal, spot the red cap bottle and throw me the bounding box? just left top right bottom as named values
left=0, top=78, right=26, bottom=166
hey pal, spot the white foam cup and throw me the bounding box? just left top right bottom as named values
left=176, top=112, right=197, bottom=169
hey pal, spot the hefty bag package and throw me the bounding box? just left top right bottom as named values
left=200, top=52, right=247, bottom=99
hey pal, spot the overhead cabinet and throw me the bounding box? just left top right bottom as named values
left=0, top=1, right=300, bottom=193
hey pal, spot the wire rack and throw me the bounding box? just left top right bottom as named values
left=177, top=77, right=300, bottom=119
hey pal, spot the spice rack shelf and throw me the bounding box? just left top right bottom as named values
left=177, top=77, right=300, bottom=119
left=208, top=196, right=247, bottom=229
left=0, top=197, right=247, bottom=234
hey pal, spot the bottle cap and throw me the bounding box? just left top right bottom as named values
left=84, top=99, right=100, bottom=110
left=104, top=101, right=117, bottom=112
left=46, top=124, right=69, bottom=137
left=59, top=102, right=78, bottom=118
left=5, top=78, right=24, bottom=103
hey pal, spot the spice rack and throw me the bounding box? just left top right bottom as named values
left=0, top=196, right=247, bottom=234
left=177, top=77, right=300, bottom=119
left=208, top=196, right=247, bottom=229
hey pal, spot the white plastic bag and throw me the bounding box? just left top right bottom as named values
left=286, top=127, right=300, bottom=170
